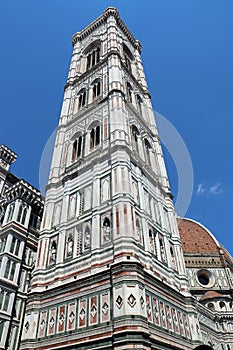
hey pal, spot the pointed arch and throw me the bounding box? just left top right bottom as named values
left=77, top=88, right=87, bottom=110
left=91, top=78, right=101, bottom=100
left=89, top=122, right=101, bottom=150
left=123, top=44, right=133, bottom=72
left=71, top=133, right=83, bottom=163
left=84, top=40, right=101, bottom=71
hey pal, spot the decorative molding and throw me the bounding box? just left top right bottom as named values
left=72, top=7, right=142, bottom=53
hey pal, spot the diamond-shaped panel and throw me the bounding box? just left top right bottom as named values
left=102, top=301, right=109, bottom=315
left=128, top=294, right=136, bottom=307
left=79, top=308, right=86, bottom=320
left=116, top=295, right=123, bottom=309
left=90, top=304, right=97, bottom=318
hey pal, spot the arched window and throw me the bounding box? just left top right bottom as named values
left=123, top=44, right=133, bottom=72
left=72, top=135, right=83, bottom=162
left=78, top=89, right=86, bottom=110
left=16, top=203, right=28, bottom=225
left=92, top=80, right=101, bottom=99
left=136, top=94, right=142, bottom=113
left=90, top=125, right=101, bottom=149
left=10, top=236, right=20, bottom=255
left=86, top=47, right=100, bottom=71
left=7, top=204, right=14, bottom=222
left=131, top=125, right=140, bottom=153
left=126, top=82, right=132, bottom=103
left=144, top=139, right=152, bottom=166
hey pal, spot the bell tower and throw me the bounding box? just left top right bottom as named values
left=21, top=8, right=202, bottom=350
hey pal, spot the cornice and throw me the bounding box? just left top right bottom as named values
left=3, top=179, right=44, bottom=211
left=0, top=144, right=17, bottom=166
left=72, top=7, right=142, bottom=53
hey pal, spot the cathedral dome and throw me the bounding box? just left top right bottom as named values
left=177, top=218, right=233, bottom=269
left=177, top=218, right=219, bottom=255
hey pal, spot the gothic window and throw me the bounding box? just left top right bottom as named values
left=124, top=54, right=131, bottom=72
left=17, top=203, right=28, bottom=225
left=90, top=124, right=101, bottom=149
left=102, top=217, right=111, bottom=243
left=136, top=94, right=142, bottom=114
left=126, top=82, right=132, bottom=102
left=144, top=139, right=152, bottom=166
left=29, top=213, right=41, bottom=230
left=4, top=259, right=16, bottom=281
left=10, top=236, right=20, bottom=256
left=131, top=125, right=140, bottom=153
left=92, top=80, right=101, bottom=99
left=7, top=203, right=14, bottom=222
left=78, top=89, right=87, bottom=110
left=123, top=44, right=133, bottom=72
left=86, top=46, right=100, bottom=71
left=72, top=135, right=83, bottom=162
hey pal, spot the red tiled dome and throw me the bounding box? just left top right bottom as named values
left=177, top=218, right=219, bottom=255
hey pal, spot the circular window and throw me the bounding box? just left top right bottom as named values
left=198, top=274, right=209, bottom=285
left=197, top=269, right=214, bottom=287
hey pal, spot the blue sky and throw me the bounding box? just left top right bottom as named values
left=0, top=0, right=232, bottom=255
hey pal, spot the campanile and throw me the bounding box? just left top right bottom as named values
left=21, top=8, right=201, bottom=350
